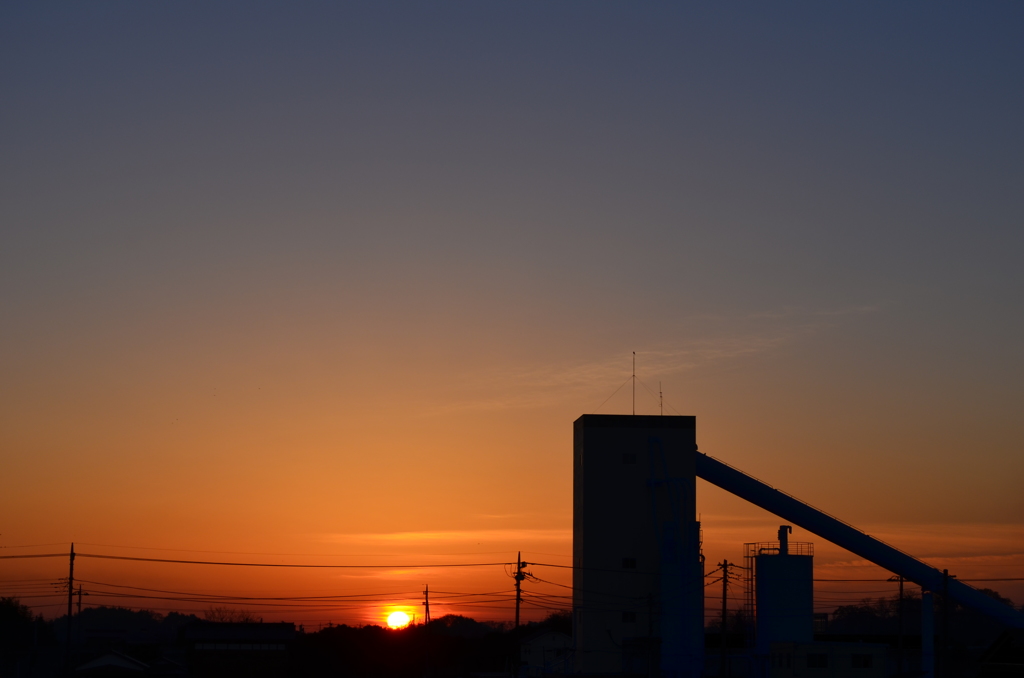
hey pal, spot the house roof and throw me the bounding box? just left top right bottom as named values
left=76, top=651, right=149, bottom=673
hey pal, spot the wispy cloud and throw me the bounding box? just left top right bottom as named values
left=432, top=304, right=880, bottom=413
left=323, top=528, right=571, bottom=545
left=744, top=305, right=880, bottom=320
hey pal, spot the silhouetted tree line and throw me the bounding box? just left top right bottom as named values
left=820, top=589, right=1024, bottom=678
left=0, top=597, right=59, bottom=676
left=202, top=605, right=260, bottom=623
left=699, top=588, right=1021, bottom=653
left=52, top=604, right=202, bottom=646
left=825, top=588, right=1017, bottom=648
left=0, top=597, right=56, bottom=649
left=0, top=597, right=572, bottom=677
left=294, top=612, right=571, bottom=677
left=5, top=589, right=1020, bottom=676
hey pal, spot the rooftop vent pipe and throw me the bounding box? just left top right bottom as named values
left=778, top=525, right=792, bottom=555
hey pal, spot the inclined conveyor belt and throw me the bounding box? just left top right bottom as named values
left=695, top=452, right=1024, bottom=629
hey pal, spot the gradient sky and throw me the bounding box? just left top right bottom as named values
left=2, top=3, right=1022, bottom=624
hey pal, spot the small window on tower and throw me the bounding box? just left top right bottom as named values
left=622, top=557, right=636, bottom=569
left=622, top=453, right=637, bottom=464
left=622, top=611, right=636, bottom=623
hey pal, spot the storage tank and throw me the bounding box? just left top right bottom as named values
left=750, top=525, right=813, bottom=656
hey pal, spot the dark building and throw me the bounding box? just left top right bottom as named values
left=573, top=414, right=704, bottom=677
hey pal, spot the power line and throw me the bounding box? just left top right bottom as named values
left=813, top=578, right=896, bottom=582
left=76, top=553, right=511, bottom=568
left=813, top=577, right=1024, bottom=582
left=9, top=551, right=1021, bottom=582
left=961, top=578, right=1024, bottom=582
left=2, top=550, right=513, bottom=569
left=75, top=542, right=517, bottom=558
left=521, top=551, right=571, bottom=559
left=530, top=561, right=659, bottom=575
left=76, top=580, right=424, bottom=601
left=75, top=580, right=519, bottom=605
left=525, top=574, right=640, bottom=599
left=428, top=590, right=513, bottom=597
left=77, top=592, right=508, bottom=609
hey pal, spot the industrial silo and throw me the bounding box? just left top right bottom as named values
left=749, top=525, right=814, bottom=656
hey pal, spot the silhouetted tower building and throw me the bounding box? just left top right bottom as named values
left=573, top=415, right=704, bottom=677
left=745, top=525, right=814, bottom=657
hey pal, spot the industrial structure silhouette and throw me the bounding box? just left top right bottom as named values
left=572, top=414, right=1024, bottom=677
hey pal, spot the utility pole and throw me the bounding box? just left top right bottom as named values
left=514, top=552, right=527, bottom=629
left=888, top=574, right=906, bottom=675
left=632, top=352, right=635, bottom=415
left=423, top=584, right=432, bottom=678
left=941, top=570, right=950, bottom=678
left=898, top=576, right=904, bottom=676
left=659, top=381, right=663, bottom=416
left=66, top=543, right=75, bottom=675
left=720, top=560, right=732, bottom=678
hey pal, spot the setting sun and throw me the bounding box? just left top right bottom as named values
left=387, top=611, right=410, bottom=629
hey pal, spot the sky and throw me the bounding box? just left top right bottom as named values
left=1, top=3, right=1022, bottom=625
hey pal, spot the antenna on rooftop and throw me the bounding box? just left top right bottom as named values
left=632, top=352, right=635, bottom=415
left=660, top=381, right=663, bottom=416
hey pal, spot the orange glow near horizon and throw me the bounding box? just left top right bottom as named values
left=1, top=429, right=1023, bottom=625
left=2, top=515, right=1021, bottom=626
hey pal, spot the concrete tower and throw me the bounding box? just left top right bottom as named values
left=573, top=415, right=704, bottom=676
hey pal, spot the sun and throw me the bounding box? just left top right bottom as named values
left=387, top=611, right=410, bottom=629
